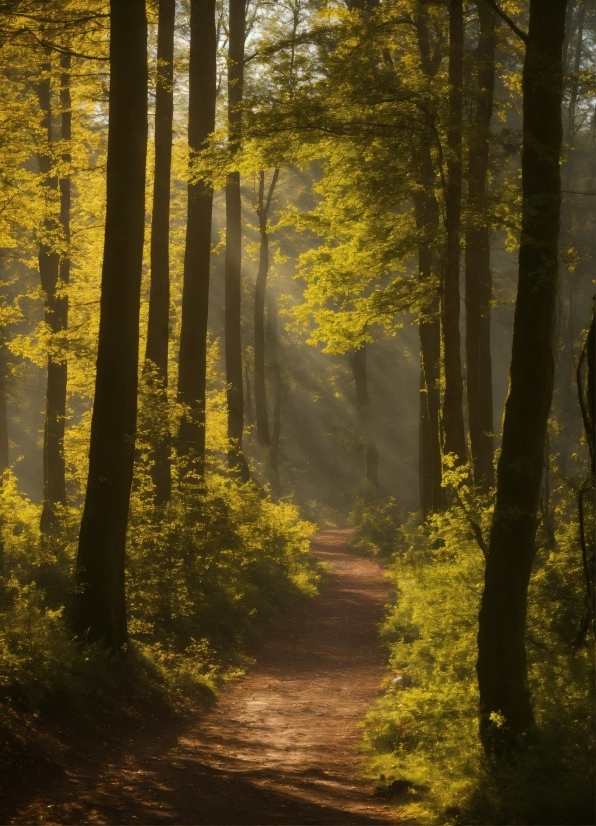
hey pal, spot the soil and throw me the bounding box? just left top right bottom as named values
left=4, top=529, right=399, bottom=825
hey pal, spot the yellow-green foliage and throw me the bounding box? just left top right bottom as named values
left=0, top=473, right=76, bottom=710
left=350, top=481, right=401, bottom=558
left=127, top=354, right=318, bottom=665
left=127, top=472, right=317, bottom=655
left=0, top=582, right=74, bottom=711
left=358, top=477, right=594, bottom=825
left=0, top=360, right=317, bottom=714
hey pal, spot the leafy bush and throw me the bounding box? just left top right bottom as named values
left=360, top=470, right=595, bottom=825
left=0, top=358, right=318, bottom=719
left=127, top=470, right=318, bottom=660
left=349, top=481, right=402, bottom=557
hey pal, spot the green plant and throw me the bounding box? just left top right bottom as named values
left=363, top=474, right=595, bottom=825
left=350, top=482, right=402, bottom=557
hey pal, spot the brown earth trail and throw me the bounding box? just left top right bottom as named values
left=10, top=529, right=399, bottom=825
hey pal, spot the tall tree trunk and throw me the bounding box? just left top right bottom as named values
left=418, top=312, right=442, bottom=515
left=177, top=0, right=217, bottom=478
left=267, top=291, right=282, bottom=500
left=419, top=364, right=431, bottom=514
left=465, top=3, right=495, bottom=490
left=442, top=0, right=467, bottom=464
left=567, top=1, right=585, bottom=142
left=74, top=0, right=148, bottom=648
left=0, top=329, right=6, bottom=578
left=225, top=0, right=249, bottom=481
left=415, top=7, right=443, bottom=516
left=414, top=159, right=442, bottom=516
left=477, top=0, right=567, bottom=756
left=37, top=54, right=69, bottom=533
left=0, top=329, right=8, bottom=475
left=584, top=305, right=595, bottom=478
left=244, top=359, right=254, bottom=425
left=349, top=344, right=379, bottom=489
left=573, top=303, right=595, bottom=649
left=145, top=0, right=175, bottom=503
left=254, top=168, right=279, bottom=447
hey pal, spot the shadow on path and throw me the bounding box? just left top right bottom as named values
left=10, top=529, right=397, bottom=825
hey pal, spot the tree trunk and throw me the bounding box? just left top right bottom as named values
left=225, top=0, right=249, bottom=481
left=177, top=0, right=217, bottom=478
left=442, top=0, right=467, bottom=464
left=0, top=329, right=9, bottom=475
left=267, top=291, right=282, bottom=500
left=465, top=3, right=495, bottom=490
left=586, top=306, right=595, bottom=477
left=419, top=313, right=442, bottom=515
left=74, top=0, right=148, bottom=648
left=415, top=7, right=443, bottom=516
left=254, top=168, right=279, bottom=447
left=0, top=329, right=6, bottom=578
left=414, top=165, right=442, bottom=515
left=37, top=54, right=69, bottom=533
left=244, top=359, right=254, bottom=425
left=145, top=0, right=175, bottom=503
left=419, top=364, right=431, bottom=514
left=573, top=302, right=595, bottom=650
left=349, top=344, right=378, bottom=489
left=567, top=1, right=585, bottom=142
left=477, top=0, right=567, bottom=757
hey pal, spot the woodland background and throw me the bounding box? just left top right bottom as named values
left=0, top=0, right=594, bottom=823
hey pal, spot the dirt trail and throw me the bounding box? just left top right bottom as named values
left=12, top=529, right=397, bottom=825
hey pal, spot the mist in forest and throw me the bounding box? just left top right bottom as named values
left=9, top=168, right=593, bottom=521
left=0, top=1, right=594, bottom=824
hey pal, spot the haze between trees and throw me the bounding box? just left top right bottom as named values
left=0, top=1, right=593, bottom=823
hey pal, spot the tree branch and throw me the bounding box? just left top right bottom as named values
left=264, top=168, right=279, bottom=218
left=455, top=489, right=488, bottom=559
left=483, top=0, right=528, bottom=45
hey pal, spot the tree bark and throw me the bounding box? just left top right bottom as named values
left=418, top=311, right=442, bottom=515
left=573, top=303, right=595, bottom=650
left=465, top=3, right=495, bottom=490
left=442, top=0, right=467, bottom=464
left=0, top=329, right=9, bottom=475
left=414, top=159, right=442, bottom=516
left=74, top=0, right=148, bottom=648
left=177, top=0, right=217, bottom=478
left=0, top=329, right=6, bottom=578
left=419, top=363, right=430, bottom=514
left=225, top=0, right=250, bottom=481
left=244, top=359, right=254, bottom=425
left=254, top=168, right=279, bottom=447
left=267, top=291, right=282, bottom=499
left=37, top=54, right=69, bottom=533
left=349, top=344, right=378, bottom=489
left=145, top=0, right=175, bottom=503
left=415, top=7, right=443, bottom=516
left=567, top=0, right=585, bottom=142
left=586, top=306, right=595, bottom=477
left=477, top=0, right=567, bottom=757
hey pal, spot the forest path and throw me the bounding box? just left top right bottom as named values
left=12, top=529, right=398, bottom=825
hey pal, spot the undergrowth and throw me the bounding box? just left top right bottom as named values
left=0, top=355, right=318, bottom=766
left=354, top=466, right=595, bottom=825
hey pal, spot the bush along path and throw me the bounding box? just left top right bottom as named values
left=8, top=530, right=398, bottom=825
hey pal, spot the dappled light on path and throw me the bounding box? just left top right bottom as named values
left=13, top=530, right=397, bottom=825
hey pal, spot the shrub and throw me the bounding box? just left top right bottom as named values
left=349, top=481, right=402, bottom=557
left=0, top=354, right=318, bottom=718
left=126, top=469, right=318, bottom=661
left=361, top=470, right=595, bottom=825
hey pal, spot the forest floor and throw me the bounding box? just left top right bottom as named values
left=3, top=529, right=401, bottom=825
